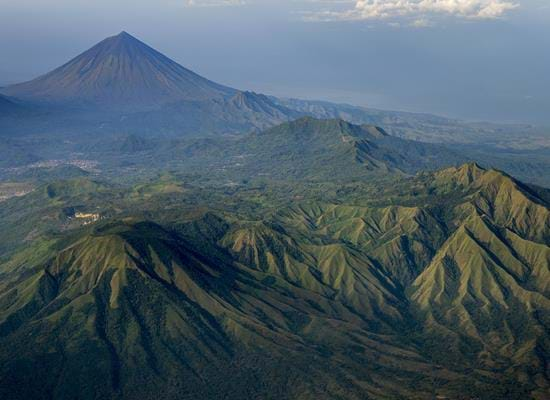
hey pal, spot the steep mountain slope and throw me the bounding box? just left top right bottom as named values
left=0, top=219, right=448, bottom=400
left=157, top=117, right=468, bottom=181
left=241, top=117, right=396, bottom=178
left=0, top=32, right=301, bottom=135
left=0, top=163, right=548, bottom=399
left=119, top=91, right=301, bottom=135
left=2, top=32, right=234, bottom=110
left=221, top=163, right=550, bottom=397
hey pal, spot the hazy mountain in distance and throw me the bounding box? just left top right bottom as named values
left=233, top=117, right=461, bottom=179
left=1, top=31, right=548, bottom=186
left=0, top=32, right=302, bottom=135
left=117, top=90, right=301, bottom=136
left=1, top=31, right=549, bottom=148
left=1, top=32, right=236, bottom=111
left=140, top=117, right=469, bottom=181
left=273, top=97, right=550, bottom=148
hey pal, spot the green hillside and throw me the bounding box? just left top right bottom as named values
left=121, top=117, right=468, bottom=183
left=0, top=162, right=548, bottom=399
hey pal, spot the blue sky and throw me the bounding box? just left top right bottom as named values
left=0, top=0, right=549, bottom=124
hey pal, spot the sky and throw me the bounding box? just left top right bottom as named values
left=0, top=0, right=549, bottom=124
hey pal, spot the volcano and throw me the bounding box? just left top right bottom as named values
left=1, top=32, right=236, bottom=111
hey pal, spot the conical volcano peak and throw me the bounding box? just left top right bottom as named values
left=87, top=31, right=144, bottom=56
left=109, top=31, right=134, bottom=42
left=85, top=30, right=159, bottom=62
left=2, top=32, right=236, bottom=110
left=104, top=31, right=142, bottom=46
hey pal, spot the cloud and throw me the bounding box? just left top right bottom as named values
left=306, top=0, right=519, bottom=24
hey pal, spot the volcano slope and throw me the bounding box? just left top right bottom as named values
left=0, top=163, right=548, bottom=400
left=0, top=32, right=299, bottom=137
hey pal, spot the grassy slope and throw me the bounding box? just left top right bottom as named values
left=0, top=162, right=548, bottom=399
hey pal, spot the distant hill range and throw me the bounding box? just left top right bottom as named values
left=142, top=117, right=469, bottom=181
left=1, top=31, right=548, bottom=148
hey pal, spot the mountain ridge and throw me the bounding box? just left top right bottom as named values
left=0, top=162, right=548, bottom=399
left=0, top=30, right=549, bottom=399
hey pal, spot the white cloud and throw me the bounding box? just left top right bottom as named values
left=306, top=0, right=519, bottom=24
